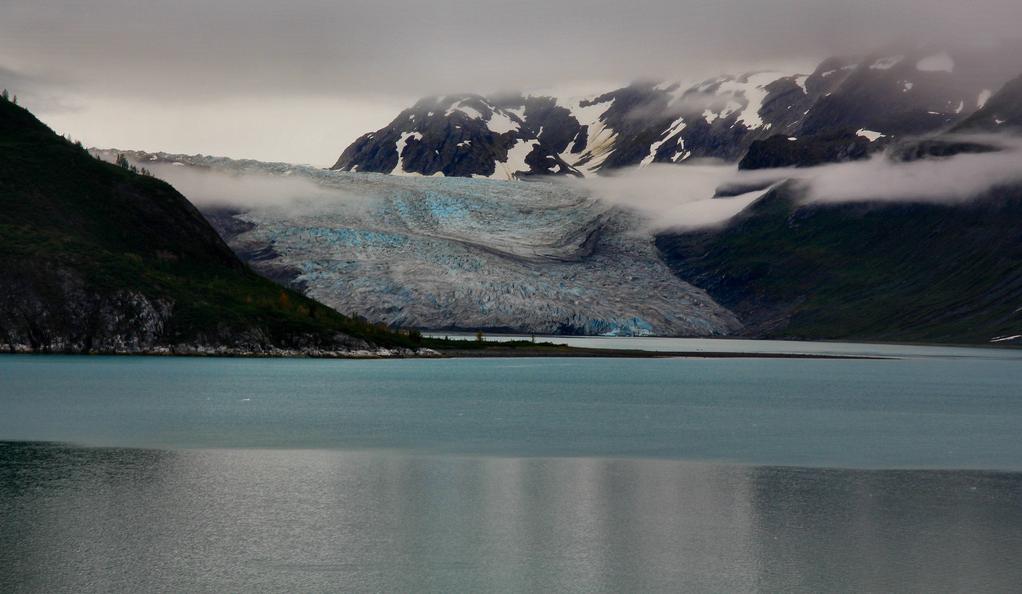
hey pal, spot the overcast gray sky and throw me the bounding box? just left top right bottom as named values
left=2, top=0, right=1020, bottom=165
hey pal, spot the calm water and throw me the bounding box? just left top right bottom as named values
left=2, top=344, right=1022, bottom=591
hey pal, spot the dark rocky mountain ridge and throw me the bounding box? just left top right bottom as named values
left=333, top=47, right=1018, bottom=179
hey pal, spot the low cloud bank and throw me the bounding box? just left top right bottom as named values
left=578, top=162, right=765, bottom=231
left=802, top=135, right=1022, bottom=203
left=113, top=135, right=1022, bottom=236
left=111, top=159, right=377, bottom=220
left=143, top=163, right=338, bottom=211
left=582, top=134, right=1022, bottom=232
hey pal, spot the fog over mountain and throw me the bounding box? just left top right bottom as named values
left=584, top=134, right=1022, bottom=231
left=2, top=0, right=1021, bottom=164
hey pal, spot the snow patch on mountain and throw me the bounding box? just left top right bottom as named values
left=490, top=139, right=539, bottom=180
left=732, top=72, right=782, bottom=129
left=641, top=117, right=687, bottom=167
left=445, top=100, right=484, bottom=119
left=486, top=110, right=520, bottom=134
left=978, top=89, right=992, bottom=108
left=870, top=55, right=904, bottom=70
left=559, top=96, right=619, bottom=175
left=392, top=132, right=423, bottom=176
left=917, top=52, right=954, bottom=73
left=856, top=129, right=885, bottom=141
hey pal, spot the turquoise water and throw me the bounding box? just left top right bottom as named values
left=2, top=347, right=1022, bottom=591
left=2, top=353, right=1021, bottom=468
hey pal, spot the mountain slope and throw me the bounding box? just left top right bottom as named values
left=655, top=182, right=1022, bottom=344
left=953, top=73, right=1022, bottom=132
left=666, top=72, right=1022, bottom=344
left=0, top=97, right=420, bottom=354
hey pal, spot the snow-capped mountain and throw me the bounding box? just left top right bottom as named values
left=333, top=94, right=585, bottom=180
left=332, top=47, right=1018, bottom=178
left=333, top=74, right=808, bottom=178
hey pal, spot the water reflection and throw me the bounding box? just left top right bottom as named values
left=2, top=443, right=1021, bottom=592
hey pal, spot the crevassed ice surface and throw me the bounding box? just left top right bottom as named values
left=139, top=153, right=741, bottom=336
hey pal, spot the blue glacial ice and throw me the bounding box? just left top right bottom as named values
left=125, top=152, right=742, bottom=336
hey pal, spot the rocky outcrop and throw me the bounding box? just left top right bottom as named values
left=1, top=266, right=173, bottom=353
left=739, top=131, right=878, bottom=170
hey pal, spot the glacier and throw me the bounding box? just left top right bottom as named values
left=101, top=150, right=742, bottom=336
